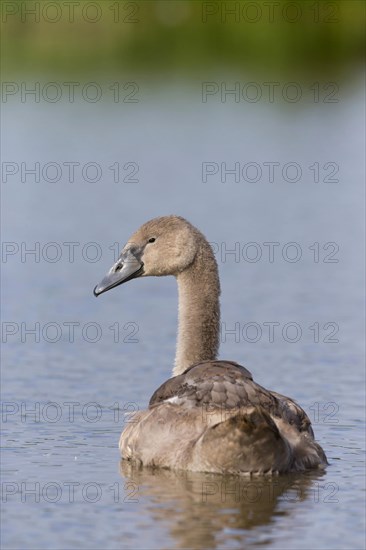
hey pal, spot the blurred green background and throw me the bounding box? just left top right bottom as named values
left=1, top=0, right=365, bottom=80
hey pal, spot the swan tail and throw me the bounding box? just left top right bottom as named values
left=192, top=407, right=293, bottom=474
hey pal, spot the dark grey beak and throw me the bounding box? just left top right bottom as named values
left=93, top=249, right=144, bottom=297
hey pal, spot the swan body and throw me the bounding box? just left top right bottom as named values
left=94, top=216, right=327, bottom=474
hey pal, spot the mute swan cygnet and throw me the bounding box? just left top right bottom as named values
left=94, top=216, right=327, bottom=474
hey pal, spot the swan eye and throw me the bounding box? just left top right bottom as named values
left=148, top=238, right=156, bottom=243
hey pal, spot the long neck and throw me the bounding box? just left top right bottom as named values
left=173, top=238, right=220, bottom=376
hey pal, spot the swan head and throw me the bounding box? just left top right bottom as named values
left=94, top=216, right=198, bottom=296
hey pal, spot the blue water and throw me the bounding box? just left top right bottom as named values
left=1, top=80, right=365, bottom=549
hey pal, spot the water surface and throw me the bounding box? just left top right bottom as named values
left=1, top=83, right=365, bottom=549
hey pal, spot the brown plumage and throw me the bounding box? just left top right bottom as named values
left=94, top=215, right=328, bottom=474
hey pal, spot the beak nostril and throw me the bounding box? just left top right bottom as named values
left=94, top=251, right=143, bottom=297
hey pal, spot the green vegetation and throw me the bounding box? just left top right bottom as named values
left=1, top=0, right=365, bottom=79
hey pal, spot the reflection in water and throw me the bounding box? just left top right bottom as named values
left=120, top=461, right=326, bottom=550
